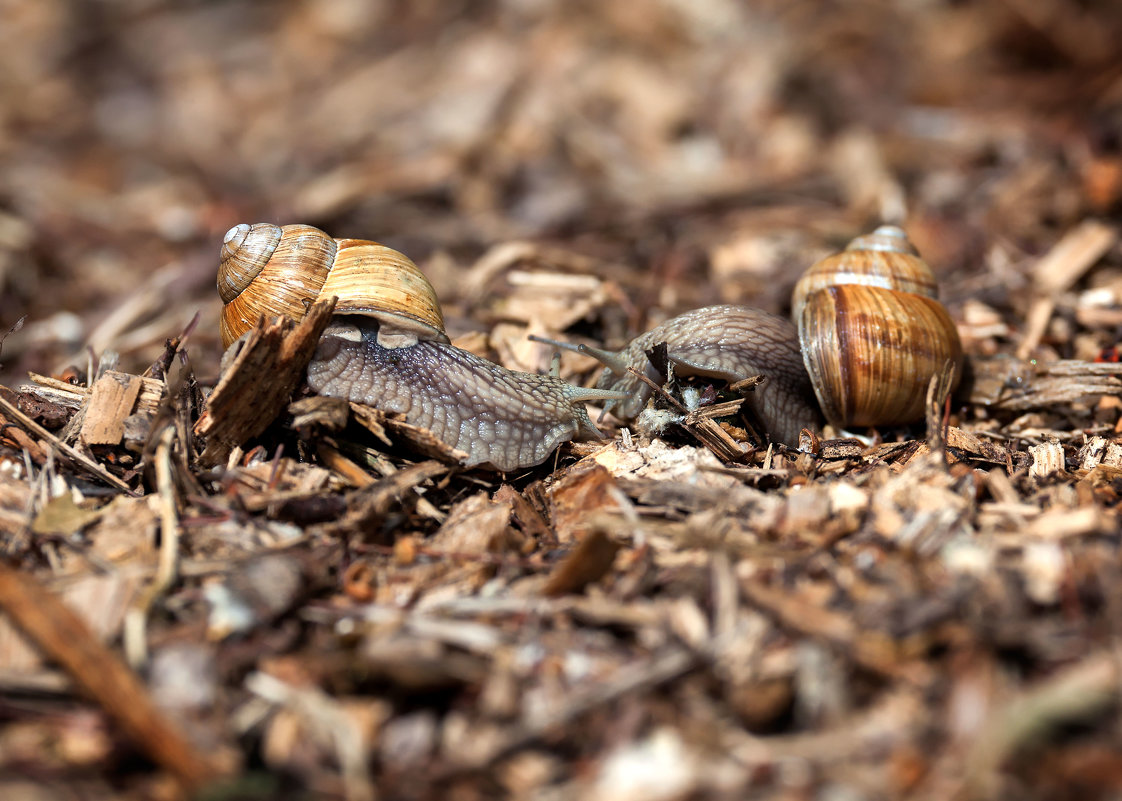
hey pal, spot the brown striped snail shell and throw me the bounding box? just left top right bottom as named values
left=791, top=224, right=963, bottom=428
left=217, top=223, right=626, bottom=471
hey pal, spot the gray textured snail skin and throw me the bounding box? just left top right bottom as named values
left=218, top=222, right=625, bottom=472
left=306, top=319, right=614, bottom=470
left=570, top=305, right=820, bottom=446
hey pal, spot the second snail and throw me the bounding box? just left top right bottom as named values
left=215, top=223, right=963, bottom=470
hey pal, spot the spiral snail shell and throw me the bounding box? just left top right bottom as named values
left=219, top=223, right=446, bottom=350
left=217, top=223, right=626, bottom=471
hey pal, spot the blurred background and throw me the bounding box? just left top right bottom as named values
left=2, top=0, right=1121, bottom=385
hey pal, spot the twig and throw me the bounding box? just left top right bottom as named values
left=0, top=559, right=221, bottom=790
left=925, top=359, right=957, bottom=457
left=627, top=366, right=752, bottom=462
left=124, top=426, right=181, bottom=668
left=0, top=315, right=26, bottom=369
left=145, top=310, right=200, bottom=380
left=628, top=366, right=690, bottom=414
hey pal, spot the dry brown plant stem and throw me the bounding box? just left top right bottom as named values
left=0, top=559, right=222, bottom=790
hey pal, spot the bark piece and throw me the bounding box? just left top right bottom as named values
left=966, top=356, right=1122, bottom=412
left=541, top=529, right=621, bottom=597
left=0, top=394, right=134, bottom=494
left=1019, top=221, right=1118, bottom=359
left=1029, top=441, right=1067, bottom=479
left=429, top=492, right=515, bottom=555
left=550, top=464, right=625, bottom=543
left=195, top=299, right=334, bottom=466
left=80, top=371, right=143, bottom=446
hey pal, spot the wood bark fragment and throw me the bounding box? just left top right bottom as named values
left=541, top=528, right=621, bottom=596
left=1018, top=221, right=1118, bottom=359
left=80, top=371, right=143, bottom=446
left=313, top=460, right=449, bottom=540
left=0, top=394, right=135, bottom=494
left=965, top=356, right=1122, bottom=411
left=1029, top=441, right=1066, bottom=479
left=194, top=299, right=334, bottom=466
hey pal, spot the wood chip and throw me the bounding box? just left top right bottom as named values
left=1029, top=441, right=1066, bottom=479
left=966, top=356, right=1122, bottom=411
left=194, top=299, right=334, bottom=466
left=1018, top=221, right=1118, bottom=358
left=80, top=371, right=143, bottom=446
left=541, top=529, right=622, bottom=597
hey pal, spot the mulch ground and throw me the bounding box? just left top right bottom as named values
left=2, top=2, right=1122, bottom=799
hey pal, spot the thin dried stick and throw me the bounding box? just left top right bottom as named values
left=0, top=560, right=221, bottom=789
left=124, top=426, right=181, bottom=668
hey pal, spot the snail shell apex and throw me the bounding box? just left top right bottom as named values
left=217, top=223, right=446, bottom=349
left=791, top=225, right=963, bottom=428
left=219, top=223, right=281, bottom=303
left=790, top=225, right=937, bottom=322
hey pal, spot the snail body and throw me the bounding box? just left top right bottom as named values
left=568, top=306, right=820, bottom=446
left=218, top=223, right=625, bottom=471
left=308, top=319, right=609, bottom=470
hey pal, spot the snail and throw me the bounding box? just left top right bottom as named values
left=217, top=222, right=627, bottom=471
left=216, top=222, right=962, bottom=470
left=536, top=225, right=963, bottom=442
